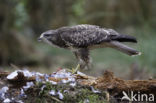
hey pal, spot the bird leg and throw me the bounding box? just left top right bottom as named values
left=71, top=64, right=80, bottom=74
left=73, top=48, right=91, bottom=70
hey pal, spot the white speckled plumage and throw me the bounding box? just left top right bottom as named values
left=39, top=24, right=140, bottom=69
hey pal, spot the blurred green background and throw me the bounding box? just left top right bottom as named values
left=0, top=0, right=155, bottom=79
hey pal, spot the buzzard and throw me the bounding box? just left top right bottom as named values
left=38, top=24, right=141, bottom=69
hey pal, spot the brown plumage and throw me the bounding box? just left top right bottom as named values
left=38, top=24, right=141, bottom=69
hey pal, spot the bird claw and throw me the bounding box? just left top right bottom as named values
left=65, top=64, right=80, bottom=74
left=72, top=64, right=80, bottom=74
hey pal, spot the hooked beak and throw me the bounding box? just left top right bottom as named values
left=37, top=37, right=42, bottom=42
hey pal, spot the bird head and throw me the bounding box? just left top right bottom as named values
left=38, top=30, right=58, bottom=45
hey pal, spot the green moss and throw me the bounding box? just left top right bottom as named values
left=24, top=82, right=107, bottom=103
left=86, top=95, right=107, bottom=103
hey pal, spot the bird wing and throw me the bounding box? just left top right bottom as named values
left=59, top=24, right=112, bottom=47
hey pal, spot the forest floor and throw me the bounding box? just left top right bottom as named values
left=0, top=66, right=155, bottom=103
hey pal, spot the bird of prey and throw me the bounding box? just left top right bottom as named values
left=38, top=24, right=141, bottom=69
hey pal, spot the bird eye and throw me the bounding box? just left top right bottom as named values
left=44, top=34, right=51, bottom=37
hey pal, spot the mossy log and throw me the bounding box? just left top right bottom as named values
left=0, top=70, right=155, bottom=102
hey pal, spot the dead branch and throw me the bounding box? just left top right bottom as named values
left=0, top=70, right=156, bottom=96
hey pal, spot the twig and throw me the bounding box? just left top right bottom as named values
left=47, top=95, right=63, bottom=103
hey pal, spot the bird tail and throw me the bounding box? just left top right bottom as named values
left=111, top=34, right=137, bottom=43
left=110, top=41, right=141, bottom=56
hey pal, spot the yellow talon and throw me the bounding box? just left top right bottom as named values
left=72, top=64, right=80, bottom=74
